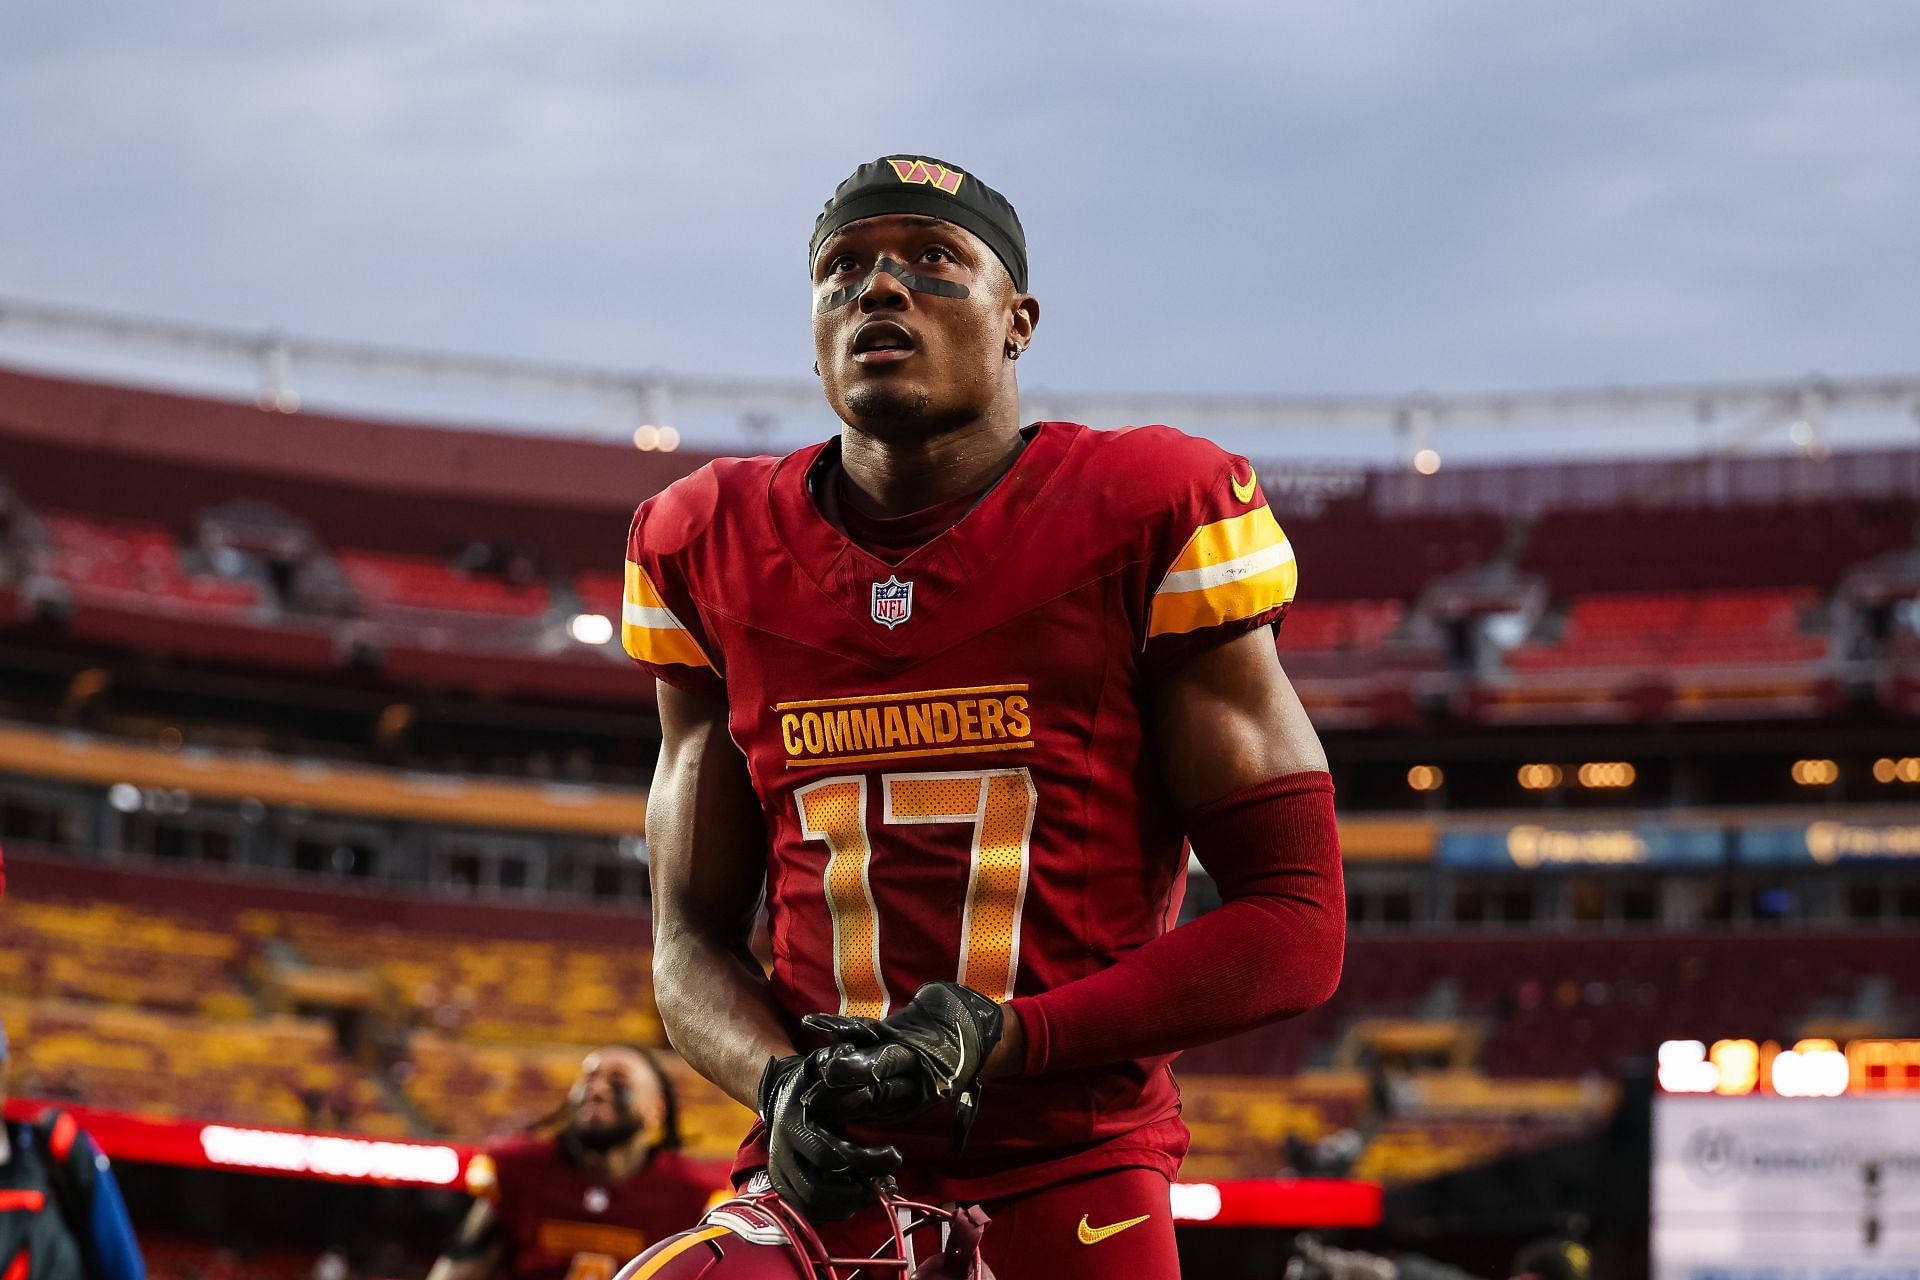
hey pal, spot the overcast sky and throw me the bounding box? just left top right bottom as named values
left=2, top=2, right=1916, bottom=456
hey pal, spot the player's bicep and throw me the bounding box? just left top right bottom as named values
left=648, top=678, right=767, bottom=948
left=1152, top=628, right=1327, bottom=811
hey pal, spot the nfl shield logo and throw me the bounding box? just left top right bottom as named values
left=871, top=575, right=913, bottom=629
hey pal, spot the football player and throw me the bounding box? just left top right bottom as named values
left=0, top=1016, right=146, bottom=1280
left=633, top=156, right=1345, bottom=1280
left=429, top=1046, right=715, bottom=1280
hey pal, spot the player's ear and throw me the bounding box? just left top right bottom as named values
left=1007, top=291, right=1039, bottom=354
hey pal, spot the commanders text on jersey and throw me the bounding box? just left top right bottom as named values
left=776, top=684, right=1033, bottom=768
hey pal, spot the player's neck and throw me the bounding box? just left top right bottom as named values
left=580, top=1135, right=650, bottom=1182
left=838, top=408, right=1025, bottom=517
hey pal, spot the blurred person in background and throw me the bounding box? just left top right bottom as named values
left=427, top=1046, right=712, bottom=1280
left=0, top=1016, right=146, bottom=1280
left=1285, top=1235, right=1592, bottom=1280
left=1507, top=1239, right=1591, bottom=1280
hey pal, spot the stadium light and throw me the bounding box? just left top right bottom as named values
left=1406, top=764, right=1443, bottom=791
left=1771, top=1039, right=1849, bottom=1098
left=1576, top=761, right=1636, bottom=789
left=1517, top=763, right=1563, bottom=790
left=1791, top=758, right=1839, bottom=786
left=1657, top=1040, right=1719, bottom=1094
left=1873, top=756, right=1920, bottom=783
left=1412, top=447, right=1442, bottom=475
left=1710, top=1038, right=1762, bottom=1095
left=568, top=612, right=615, bottom=646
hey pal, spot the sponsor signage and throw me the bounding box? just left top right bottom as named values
left=1739, top=820, right=1920, bottom=866
left=1438, top=824, right=1725, bottom=869
left=198, top=1124, right=462, bottom=1184
left=1170, top=1178, right=1381, bottom=1228
left=1653, top=1093, right=1920, bottom=1277
left=1, top=1099, right=473, bottom=1187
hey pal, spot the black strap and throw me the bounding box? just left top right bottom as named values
left=30, top=1115, right=90, bottom=1259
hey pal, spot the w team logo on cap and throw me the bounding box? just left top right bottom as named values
left=871, top=575, right=914, bottom=629
left=887, top=158, right=965, bottom=195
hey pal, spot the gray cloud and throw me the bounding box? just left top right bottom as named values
left=2, top=1, right=1915, bottom=432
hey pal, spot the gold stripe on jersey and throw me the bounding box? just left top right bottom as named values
left=1148, top=505, right=1298, bottom=638
left=626, top=1226, right=729, bottom=1279
left=621, top=559, right=714, bottom=670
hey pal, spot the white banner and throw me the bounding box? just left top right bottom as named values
left=1653, top=1095, right=1920, bottom=1279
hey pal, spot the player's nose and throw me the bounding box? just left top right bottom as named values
left=857, top=266, right=911, bottom=312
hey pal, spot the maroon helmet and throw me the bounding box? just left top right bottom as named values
left=613, top=1184, right=993, bottom=1280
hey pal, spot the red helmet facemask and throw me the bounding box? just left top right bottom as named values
left=614, top=1185, right=993, bottom=1280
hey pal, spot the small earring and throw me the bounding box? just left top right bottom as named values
left=1005, top=344, right=1022, bottom=361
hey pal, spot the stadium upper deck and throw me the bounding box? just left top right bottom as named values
left=1, top=363, right=1914, bottom=739
left=2, top=362, right=1915, bottom=917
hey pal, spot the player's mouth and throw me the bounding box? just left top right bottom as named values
left=850, top=320, right=918, bottom=364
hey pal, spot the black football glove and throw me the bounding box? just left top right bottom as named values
left=758, top=1053, right=902, bottom=1223
left=802, top=981, right=1004, bottom=1151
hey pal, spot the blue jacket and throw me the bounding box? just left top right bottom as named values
left=0, top=1113, right=144, bottom=1280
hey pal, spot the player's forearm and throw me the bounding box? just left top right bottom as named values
left=654, top=927, right=798, bottom=1109
left=428, top=1199, right=502, bottom=1280
left=425, top=1254, right=496, bottom=1280
left=649, top=678, right=794, bottom=1109
left=1005, top=771, right=1344, bottom=1075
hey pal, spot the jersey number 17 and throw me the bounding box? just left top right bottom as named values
left=794, top=767, right=1036, bottom=1017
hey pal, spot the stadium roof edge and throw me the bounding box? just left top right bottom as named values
left=3, top=294, right=1918, bottom=449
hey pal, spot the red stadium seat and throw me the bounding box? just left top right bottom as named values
left=1507, top=589, right=1827, bottom=674
left=335, top=550, right=550, bottom=618
left=36, top=511, right=260, bottom=613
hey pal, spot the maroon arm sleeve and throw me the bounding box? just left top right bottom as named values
left=1004, top=771, right=1346, bottom=1076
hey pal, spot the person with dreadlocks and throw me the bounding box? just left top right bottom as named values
left=428, top=1046, right=716, bottom=1280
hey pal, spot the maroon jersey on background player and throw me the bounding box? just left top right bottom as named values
left=428, top=1047, right=717, bottom=1280
left=467, top=1135, right=714, bottom=1280
left=624, top=420, right=1298, bottom=1199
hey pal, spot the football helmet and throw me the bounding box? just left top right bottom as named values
left=613, top=1182, right=993, bottom=1280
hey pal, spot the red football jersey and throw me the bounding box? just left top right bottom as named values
left=624, top=422, right=1298, bottom=1201
left=469, top=1138, right=717, bottom=1280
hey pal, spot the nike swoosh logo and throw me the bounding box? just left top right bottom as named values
left=1077, top=1213, right=1151, bottom=1245
left=1231, top=466, right=1258, bottom=504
